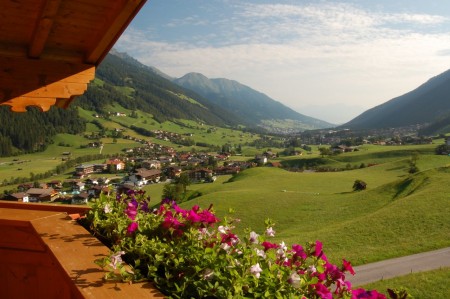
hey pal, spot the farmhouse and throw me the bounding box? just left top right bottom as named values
left=189, top=168, right=216, bottom=182
left=26, top=188, right=58, bottom=202
left=127, top=168, right=162, bottom=186
left=3, top=192, right=29, bottom=202
left=74, top=164, right=95, bottom=177
left=107, top=159, right=126, bottom=172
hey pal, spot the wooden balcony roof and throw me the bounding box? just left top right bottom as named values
left=0, top=0, right=146, bottom=112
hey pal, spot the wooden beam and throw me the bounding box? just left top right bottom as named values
left=0, top=55, right=94, bottom=111
left=0, top=97, right=58, bottom=112
left=85, top=0, right=146, bottom=64
left=28, top=0, right=62, bottom=58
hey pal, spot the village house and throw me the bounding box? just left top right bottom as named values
left=26, top=188, right=58, bottom=202
left=165, top=166, right=182, bottom=179
left=141, top=159, right=161, bottom=169
left=189, top=168, right=216, bottom=183
left=106, top=158, right=125, bottom=173
left=87, top=185, right=109, bottom=198
left=255, top=155, right=268, bottom=165
left=74, top=164, right=95, bottom=177
left=72, top=182, right=85, bottom=192
left=263, top=151, right=277, bottom=159
left=47, top=180, right=62, bottom=189
left=17, top=183, right=34, bottom=192
left=71, top=192, right=90, bottom=205
left=158, top=155, right=173, bottom=164
left=3, top=192, right=29, bottom=202
left=126, top=168, right=162, bottom=186
left=214, top=166, right=240, bottom=175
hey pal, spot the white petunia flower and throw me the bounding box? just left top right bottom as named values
left=265, top=227, right=275, bottom=237
left=249, top=231, right=259, bottom=244
left=250, top=263, right=263, bottom=278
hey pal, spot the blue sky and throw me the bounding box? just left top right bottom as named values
left=116, top=1, right=450, bottom=123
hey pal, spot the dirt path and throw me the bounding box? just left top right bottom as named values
left=348, top=247, right=450, bottom=286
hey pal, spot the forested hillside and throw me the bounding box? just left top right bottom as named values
left=0, top=106, right=85, bottom=156
left=75, top=53, right=245, bottom=126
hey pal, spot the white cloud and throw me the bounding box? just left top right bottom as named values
left=116, top=1, right=450, bottom=115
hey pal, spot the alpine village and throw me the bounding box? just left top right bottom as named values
left=0, top=1, right=449, bottom=299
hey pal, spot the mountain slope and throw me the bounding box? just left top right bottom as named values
left=75, top=53, right=245, bottom=127
left=173, top=73, right=333, bottom=131
left=342, top=69, right=450, bottom=129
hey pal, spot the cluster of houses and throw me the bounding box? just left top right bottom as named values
left=1, top=141, right=266, bottom=204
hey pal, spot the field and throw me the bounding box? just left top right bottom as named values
left=145, top=143, right=450, bottom=268
left=362, top=268, right=450, bottom=298
left=1, top=109, right=449, bottom=296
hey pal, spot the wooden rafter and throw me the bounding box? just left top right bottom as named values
left=0, top=0, right=147, bottom=112
left=85, top=0, right=145, bottom=64
left=28, top=0, right=62, bottom=58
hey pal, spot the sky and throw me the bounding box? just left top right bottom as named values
left=115, top=0, right=450, bottom=124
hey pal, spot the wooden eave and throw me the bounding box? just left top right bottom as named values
left=0, top=0, right=147, bottom=112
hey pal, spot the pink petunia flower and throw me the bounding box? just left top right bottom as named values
left=127, top=221, right=138, bottom=234
left=261, top=241, right=278, bottom=251
left=352, top=289, right=386, bottom=299
left=343, top=259, right=356, bottom=275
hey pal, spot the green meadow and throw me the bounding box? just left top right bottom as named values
left=2, top=107, right=449, bottom=280
left=362, top=268, right=450, bottom=298
left=140, top=144, right=450, bottom=267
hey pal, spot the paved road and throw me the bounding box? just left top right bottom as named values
left=348, top=247, right=450, bottom=286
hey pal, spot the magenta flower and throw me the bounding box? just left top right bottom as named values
left=162, top=214, right=184, bottom=230
left=187, top=210, right=201, bottom=223
left=314, top=240, right=323, bottom=257
left=127, top=221, right=138, bottom=234
left=352, top=289, right=386, bottom=299
left=125, top=202, right=137, bottom=220
left=325, top=262, right=343, bottom=281
left=172, top=203, right=188, bottom=216
left=292, top=244, right=307, bottom=260
left=221, top=232, right=239, bottom=246
left=343, top=259, right=355, bottom=275
left=314, top=283, right=333, bottom=299
left=261, top=241, right=278, bottom=251
left=198, top=209, right=219, bottom=225
left=140, top=200, right=149, bottom=213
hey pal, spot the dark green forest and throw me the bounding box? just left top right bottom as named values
left=0, top=106, right=85, bottom=156
left=0, top=53, right=245, bottom=157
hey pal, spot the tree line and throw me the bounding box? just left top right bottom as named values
left=0, top=106, right=85, bottom=156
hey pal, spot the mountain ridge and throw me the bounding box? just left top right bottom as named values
left=342, top=69, right=450, bottom=130
left=173, top=72, right=334, bottom=131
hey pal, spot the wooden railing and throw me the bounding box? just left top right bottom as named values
left=0, top=201, right=164, bottom=298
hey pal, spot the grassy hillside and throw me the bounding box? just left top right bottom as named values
left=362, top=268, right=450, bottom=298
left=155, top=146, right=450, bottom=267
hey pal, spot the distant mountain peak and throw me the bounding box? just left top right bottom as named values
left=174, top=73, right=333, bottom=131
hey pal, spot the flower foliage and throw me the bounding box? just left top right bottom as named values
left=88, top=190, right=387, bottom=298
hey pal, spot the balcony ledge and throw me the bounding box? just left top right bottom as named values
left=0, top=201, right=164, bottom=298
